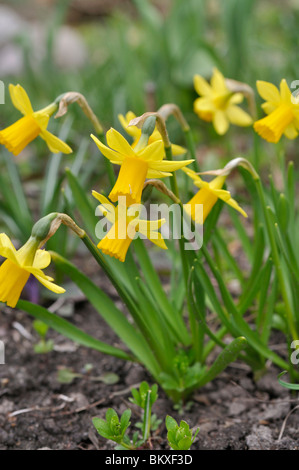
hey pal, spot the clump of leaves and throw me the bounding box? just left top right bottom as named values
left=93, top=408, right=141, bottom=450
left=166, top=415, right=199, bottom=450
left=92, top=381, right=199, bottom=450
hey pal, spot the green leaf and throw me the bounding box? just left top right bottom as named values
left=92, top=417, right=113, bottom=439
left=178, top=437, right=192, bottom=450
left=196, top=337, right=248, bottom=387
left=57, top=368, right=79, bottom=384
left=277, top=371, right=299, bottom=390
left=33, top=320, right=49, bottom=338
left=17, top=300, right=132, bottom=361
left=165, top=415, right=178, bottom=432
left=50, top=251, right=161, bottom=378
left=120, top=409, right=131, bottom=435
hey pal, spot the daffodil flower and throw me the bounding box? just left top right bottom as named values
left=254, top=79, right=299, bottom=143
left=183, top=167, right=247, bottom=223
left=0, top=233, right=65, bottom=308
left=0, top=84, right=72, bottom=156
left=118, top=111, right=186, bottom=156
left=93, top=191, right=167, bottom=262
left=193, top=68, right=253, bottom=135
left=91, top=129, right=193, bottom=206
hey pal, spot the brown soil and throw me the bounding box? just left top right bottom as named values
left=0, top=298, right=299, bottom=451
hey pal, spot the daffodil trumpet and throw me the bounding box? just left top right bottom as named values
left=91, top=127, right=193, bottom=206
left=0, top=233, right=65, bottom=308
left=93, top=192, right=167, bottom=262
left=254, top=79, right=299, bottom=143
left=193, top=68, right=253, bottom=135
left=0, top=84, right=72, bottom=155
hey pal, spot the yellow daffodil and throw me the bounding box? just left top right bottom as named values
left=93, top=191, right=167, bottom=262
left=118, top=111, right=186, bottom=156
left=183, top=167, right=247, bottom=223
left=193, top=68, right=253, bottom=135
left=0, top=233, right=65, bottom=308
left=254, top=79, right=299, bottom=143
left=91, top=129, right=193, bottom=206
left=0, top=84, right=72, bottom=156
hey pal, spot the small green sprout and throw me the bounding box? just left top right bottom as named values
left=165, top=415, right=199, bottom=450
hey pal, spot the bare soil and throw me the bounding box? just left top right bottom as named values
left=0, top=297, right=299, bottom=451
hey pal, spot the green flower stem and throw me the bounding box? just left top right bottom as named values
left=183, top=127, right=200, bottom=173
left=164, top=145, right=202, bottom=354
left=80, top=233, right=172, bottom=377
left=255, top=177, right=297, bottom=341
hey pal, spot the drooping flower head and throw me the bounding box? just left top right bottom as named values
left=118, top=111, right=186, bottom=156
left=91, top=128, right=193, bottom=206
left=254, top=79, right=299, bottom=143
left=93, top=191, right=167, bottom=262
left=193, top=68, right=253, bottom=135
left=0, top=233, right=65, bottom=308
left=0, top=84, right=72, bottom=156
left=183, top=167, right=247, bottom=224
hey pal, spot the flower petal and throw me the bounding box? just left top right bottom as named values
left=106, top=128, right=136, bottom=157
left=194, top=74, right=212, bottom=97
left=283, top=122, right=298, bottom=140
left=193, top=97, right=215, bottom=112
left=40, top=130, right=72, bottom=154
left=32, top=250, right=51, bottom=270
left=91, top=134, right=124, bottom=163
left=256, top=80, right=280, bottom=104
left=211, top=68, right=227, bottom=94
left=0, top=233, right=19, bottom=265
left=280, top=79, right=291, bottom=103
left=226, top=105, right=253, bottom=126
left=118, top=112, right=140, bottom=139
left=213, top=110, right=229, bottom=135
left=33, top=112, right=49, bottom=131
left=27, top=267, right=65, bottom=294
left=9, top=84, right=34, bottom=115
left=171, top=144, right=186, bottom=156
left=137, top=140, right=164, bottom=161
left=149, top=159, right=194, bottom=172
left=146, top=169, right=172, bottom=178
left=224, top=197, right=248, bottom=218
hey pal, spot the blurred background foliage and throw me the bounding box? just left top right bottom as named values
left=0, top=0, right=299, bottom=200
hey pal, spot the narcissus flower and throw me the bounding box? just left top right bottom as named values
left=118, top=111, right=186, bottom=156
left=183, top=167, right=247, bottom=223
left=193, top=68, right=253, bottom=135
left=254, top=79, right=299, bottom=143
left=0, top=84, right=72, bottom=156
left=93, top=192, right=167, bottom=262
left=0, top=233, right=65, bottom=308
left=91, top=129, right=193, bottom=206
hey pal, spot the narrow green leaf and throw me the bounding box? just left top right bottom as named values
left=196, top=337, right=248, bottom=387
left=17, top=300, right=132, bottom=361
left=50, top=251, right=161, bottom=378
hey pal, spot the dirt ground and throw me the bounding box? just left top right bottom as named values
left=0, top=296, right=299, bottom=451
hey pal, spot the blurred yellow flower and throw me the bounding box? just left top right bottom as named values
left=183, top=167, right=247, bottom=223
left=0, top=233, right=65, bottom=308
left=93, top=192, right=167, bottom=262
left=254, top=79, right=299, bottom=143
left=193, top=68, right=253, bottom=135
left=91, top=129, right=193, bottom=206
left=118, top=111, right=186, bottom=156
left=0, top=84, right=72, bottom=156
